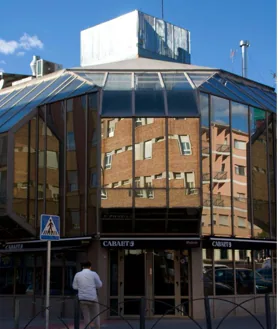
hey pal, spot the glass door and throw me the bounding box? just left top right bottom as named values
left=151, top=250, right=190, bottom=317
left=123, top=249, right=146, bottom=315
left=152, top=250, right=179, bottom=315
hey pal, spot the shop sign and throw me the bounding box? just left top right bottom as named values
left=211, top=240, right=232, bottom=248
left=101, top=240, right=135, bottom=248
left=4, top=244, right=23, bottom=251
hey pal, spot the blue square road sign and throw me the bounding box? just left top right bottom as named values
left=40, top=214, right=60, bottom=241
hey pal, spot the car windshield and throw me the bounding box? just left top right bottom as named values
left=238, top=269, right=265, bottom=280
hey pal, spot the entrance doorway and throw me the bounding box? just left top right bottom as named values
left=108, top=249, right=190, bottom=317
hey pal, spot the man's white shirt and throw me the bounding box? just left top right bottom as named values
left=72, top=269, right=102, bottom=301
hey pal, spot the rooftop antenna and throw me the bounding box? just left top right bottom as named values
left=162, top=0, right=164, bottom=19
left=239, top=40, right=250, bottom=78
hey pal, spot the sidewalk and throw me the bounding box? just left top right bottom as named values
left=1, top=313, right=276, bottom=329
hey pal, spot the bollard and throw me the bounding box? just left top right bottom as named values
left=139, top=297, right=146, bottom=329
left=265, top=294, right=272, bottom=329
left=204, top=296, right=212, bottom=329
left=74, top=297, right=80, bottom=329
left=14, top=298, right=20, bottom=329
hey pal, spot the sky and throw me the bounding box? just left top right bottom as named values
left=0, top=0, right=276, bottom=88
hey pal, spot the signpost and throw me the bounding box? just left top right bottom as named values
left=40, top=214, right=60, bottom=329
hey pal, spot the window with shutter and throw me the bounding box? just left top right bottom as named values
left=144, top=140, right=152, bottom=159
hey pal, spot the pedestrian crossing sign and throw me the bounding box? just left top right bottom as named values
left=40, top=214, right=60, bottom=241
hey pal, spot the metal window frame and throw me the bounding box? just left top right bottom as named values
left=248, top=106, right=254, bottom=237
left=266, top=112, right=272, bottom=237
left=208, top=94, right=214, bottom=234
left=84, top=94, right=89, bottom=235
left=229, top=100, right=235, bottom=237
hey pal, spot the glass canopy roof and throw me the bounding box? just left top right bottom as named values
left=0, top=71, right=96, bottom=133
left=0, top=67, right=276, bottom=133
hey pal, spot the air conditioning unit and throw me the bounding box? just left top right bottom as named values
left=36, top=59, right=63, bottom=77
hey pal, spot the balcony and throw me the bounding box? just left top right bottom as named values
left=203, top=193, right=231, bottom=208
left=202, top=144, right=210, bottom=157
left=216, top=144, right=230, bottom=155
left=202, top=173, right=210, bottom=183
left=213, top=171, right=227, bottom=181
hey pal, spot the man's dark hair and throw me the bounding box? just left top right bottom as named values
left=81, top=261, right=92, bottom=269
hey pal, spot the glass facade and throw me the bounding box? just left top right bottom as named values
left=0, top=66, right=276, bottom=312
left=0, top=69, right=275, bottom=242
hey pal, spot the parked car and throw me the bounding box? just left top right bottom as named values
left=205, top=268, right=272, bottom=294
left=257, top=267, right=272, bottom=281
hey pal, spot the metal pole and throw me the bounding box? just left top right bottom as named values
left=14, top=298, right=20, bottom=329
left=45, top=240, right=51, bottom=329
left=265, top=294, right=272, bottom=329
left=139, top=297, right=146, bottom=329
left=240, top=40, right=250, bottom=78
left=162, top=0, right=164, bottom=19
left=204, top=296, right=212, bottom=329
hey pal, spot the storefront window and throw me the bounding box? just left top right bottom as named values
left=235, top=249, right=254, bottom=294
left=254, top=249, right=273, bottom=295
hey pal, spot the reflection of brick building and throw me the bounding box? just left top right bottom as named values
left=101, top=118, right=200, bottom=209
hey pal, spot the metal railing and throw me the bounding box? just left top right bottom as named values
left=19, top=294, right=276, bottom=329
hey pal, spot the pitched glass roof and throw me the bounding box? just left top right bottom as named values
left=198, top=73, right=276, bottom=112
left=0, top=71, right=96, bottom=133
left=0, top=59, right=276, bottom=133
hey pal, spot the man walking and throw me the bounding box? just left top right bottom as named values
left=73, top=261, right=102, bottom=329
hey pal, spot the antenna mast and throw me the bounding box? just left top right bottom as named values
left=162, top=0, right=164, bottom=19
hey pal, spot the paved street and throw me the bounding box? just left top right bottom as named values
left=1, top=313, right=276, bottom=329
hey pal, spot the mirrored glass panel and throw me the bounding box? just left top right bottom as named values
left=162, top=73, right=198, bottom=116
left=135, top=118, right=166, bottom=208
left=66, top=97, right=86, bottom=236
left=101, top=118, right=132, bottom=208
left=250, top=108, right=269, bottom=238
left=45, top=128, right=59, bottom=216
left=214, top=249, right=234, bottom=295
left=75, top=73, right=105, bottom=86
left=168, top=118, right=200, bottom=208
left=13, top=123, right=29, bottom=220
left=48, top=101, right=65, bottom=233
left=253, top=249, right=273, bottom=295
left=231, top=103, right=250, bottom=238
left=0, top=134, right=7, bottom=168
left=88, top=93, right=98, bottom=234
left=37, top=116, right=45, bottom=227
left=200, top=93, right=211, bottom=235
left=0, top=134, right=7, bottom=214
left=135, top=73, right=165, bottom=116
left=102, top=73, right=132, bottom=117
left=0, top=170, right=6, bottom=213
left=235, top=249, right=255, bottom=295
left=268, top=114, right=276, bottom=238
left=211, top=96, right=232, bottom=236
left=188, top=73, right=213, bottom=87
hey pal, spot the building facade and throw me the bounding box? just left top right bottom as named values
left=0, top=58, right=276, bottom=320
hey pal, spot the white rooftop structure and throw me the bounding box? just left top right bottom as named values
left=80, top=10, right=191, bottom=67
